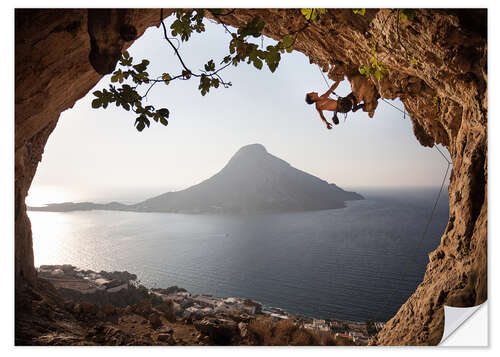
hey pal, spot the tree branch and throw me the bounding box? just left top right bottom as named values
left=208, top=9, right=235, bottom=36
left=160, top=9, right=193, bottom=74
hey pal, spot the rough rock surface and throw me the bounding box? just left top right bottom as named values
left=15, top=9, right=487, bottom=345
left=194, top=317, right=241, bottom=345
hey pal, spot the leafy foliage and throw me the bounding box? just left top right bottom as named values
left=359, top=39, right=390, bottom=80
left=91, top=51, right=169, bottom=132
left=170, top=9, right=206, bottom=41
left=432, top=95, right=441, bottom=115
left=399, top=9, right=416, bottom=22
left=359, top=60, right=390, bottom=80
left=354, top=9, right=419, bottom=83
left=226, top=16, right=295, bottom=73
left=301, top=8, right=326, bottom=21
left=91, top=9, right=317, bottom=132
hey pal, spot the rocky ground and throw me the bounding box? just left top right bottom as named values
left=15, top=265, right=381, bottom=346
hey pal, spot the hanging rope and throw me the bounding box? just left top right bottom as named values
left=318, top=68, right=339, bottom=99
left=372, top=145, right=452, bottom=324
left=435, top=145, right=452, bottom=165
left=380, top=98, right=407, bottom=119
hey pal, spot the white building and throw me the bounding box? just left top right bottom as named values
left=50, top=269, right=64, bottom=277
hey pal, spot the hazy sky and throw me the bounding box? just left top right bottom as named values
left=27, top=17, right=451, bottom=206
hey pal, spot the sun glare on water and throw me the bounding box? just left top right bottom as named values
left=28, top=211, right=74, bottom=267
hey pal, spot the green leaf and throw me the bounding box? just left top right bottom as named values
left=301, top=8, right=325, bottom=20
left=111, top=69, right=125, bottom=83
left=280, top=35, right=294, bottom=50
left=162, top=73, right=172, bottom=85
left=158, top=108, right=170, bottom=118
left=359, top=64, right=372, bottom=76
left=133, top=59, right=149, bottom=73
left=119, top=51, right=133, bottom=67
left=301, top=8, right=313, bottom=20
left=353, top=9, right=366, bottom=16
left=159, top=117, right=168, bottom=126
left=91, top=98, right=101, bottom=108
left=204, top=59, right=216, bottom=72
left=253, top=58, right=263, bottom=70
left=239, top=16, right=265, bottom=38
left=400, top=9, right=416, bottom=22
left=136, top=121, right=145, bottom=132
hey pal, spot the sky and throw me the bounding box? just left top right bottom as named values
left=27, top=16, right=452, bottom=206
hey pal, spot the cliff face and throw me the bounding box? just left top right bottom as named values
left=15, top=9, right=487, bottom=345
left=15, top=9, right=167, bottom=288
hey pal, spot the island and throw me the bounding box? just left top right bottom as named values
left=29, top=144, right=363, bottom=214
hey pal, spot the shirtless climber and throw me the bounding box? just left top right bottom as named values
left=305, top=80, right=365, bottom=129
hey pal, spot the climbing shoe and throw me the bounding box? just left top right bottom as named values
left=332, top=112, right=340, bottom=125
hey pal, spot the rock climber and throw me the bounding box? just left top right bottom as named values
left=305, top=80, right=365, bottom=129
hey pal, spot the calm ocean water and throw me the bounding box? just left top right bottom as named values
left=29, top=188, right=449, bottom=322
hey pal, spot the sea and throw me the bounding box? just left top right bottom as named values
left=28, top=187, right=449, bottom=323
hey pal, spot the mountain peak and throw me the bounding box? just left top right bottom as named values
left=236, top=143, right=267, bottom=154
left=229, top=144, right=269, bottom=163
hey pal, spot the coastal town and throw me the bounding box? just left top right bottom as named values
left=37, top=264, right=384, bottom=345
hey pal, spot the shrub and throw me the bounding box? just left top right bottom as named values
left=247, top=317, right=341, bottom=346
left=155, top=299, right=176, bottom=322
left=248, top=317, right=275, bottom=344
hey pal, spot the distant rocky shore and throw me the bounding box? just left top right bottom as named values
left=32, top=264, right=383, bottom=345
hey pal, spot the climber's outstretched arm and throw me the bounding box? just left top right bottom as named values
left=320, top=80, right=341, bottom=98
left=316, top=109, right=332, bottom=130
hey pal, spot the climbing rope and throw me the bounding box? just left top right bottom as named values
left=380, top=98, right=407, bottom=119
left=319, top=68, right=339, bottom=99
left=316, top=68, right=454, bottom=325
left=372, top=146, right=452, bottom=324
left=435, top=144, right=452, bottom=165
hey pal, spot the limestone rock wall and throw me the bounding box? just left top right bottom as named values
left=15, top=9, right=487, bottom=345
left=15, top=9, right=167, bottom=288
